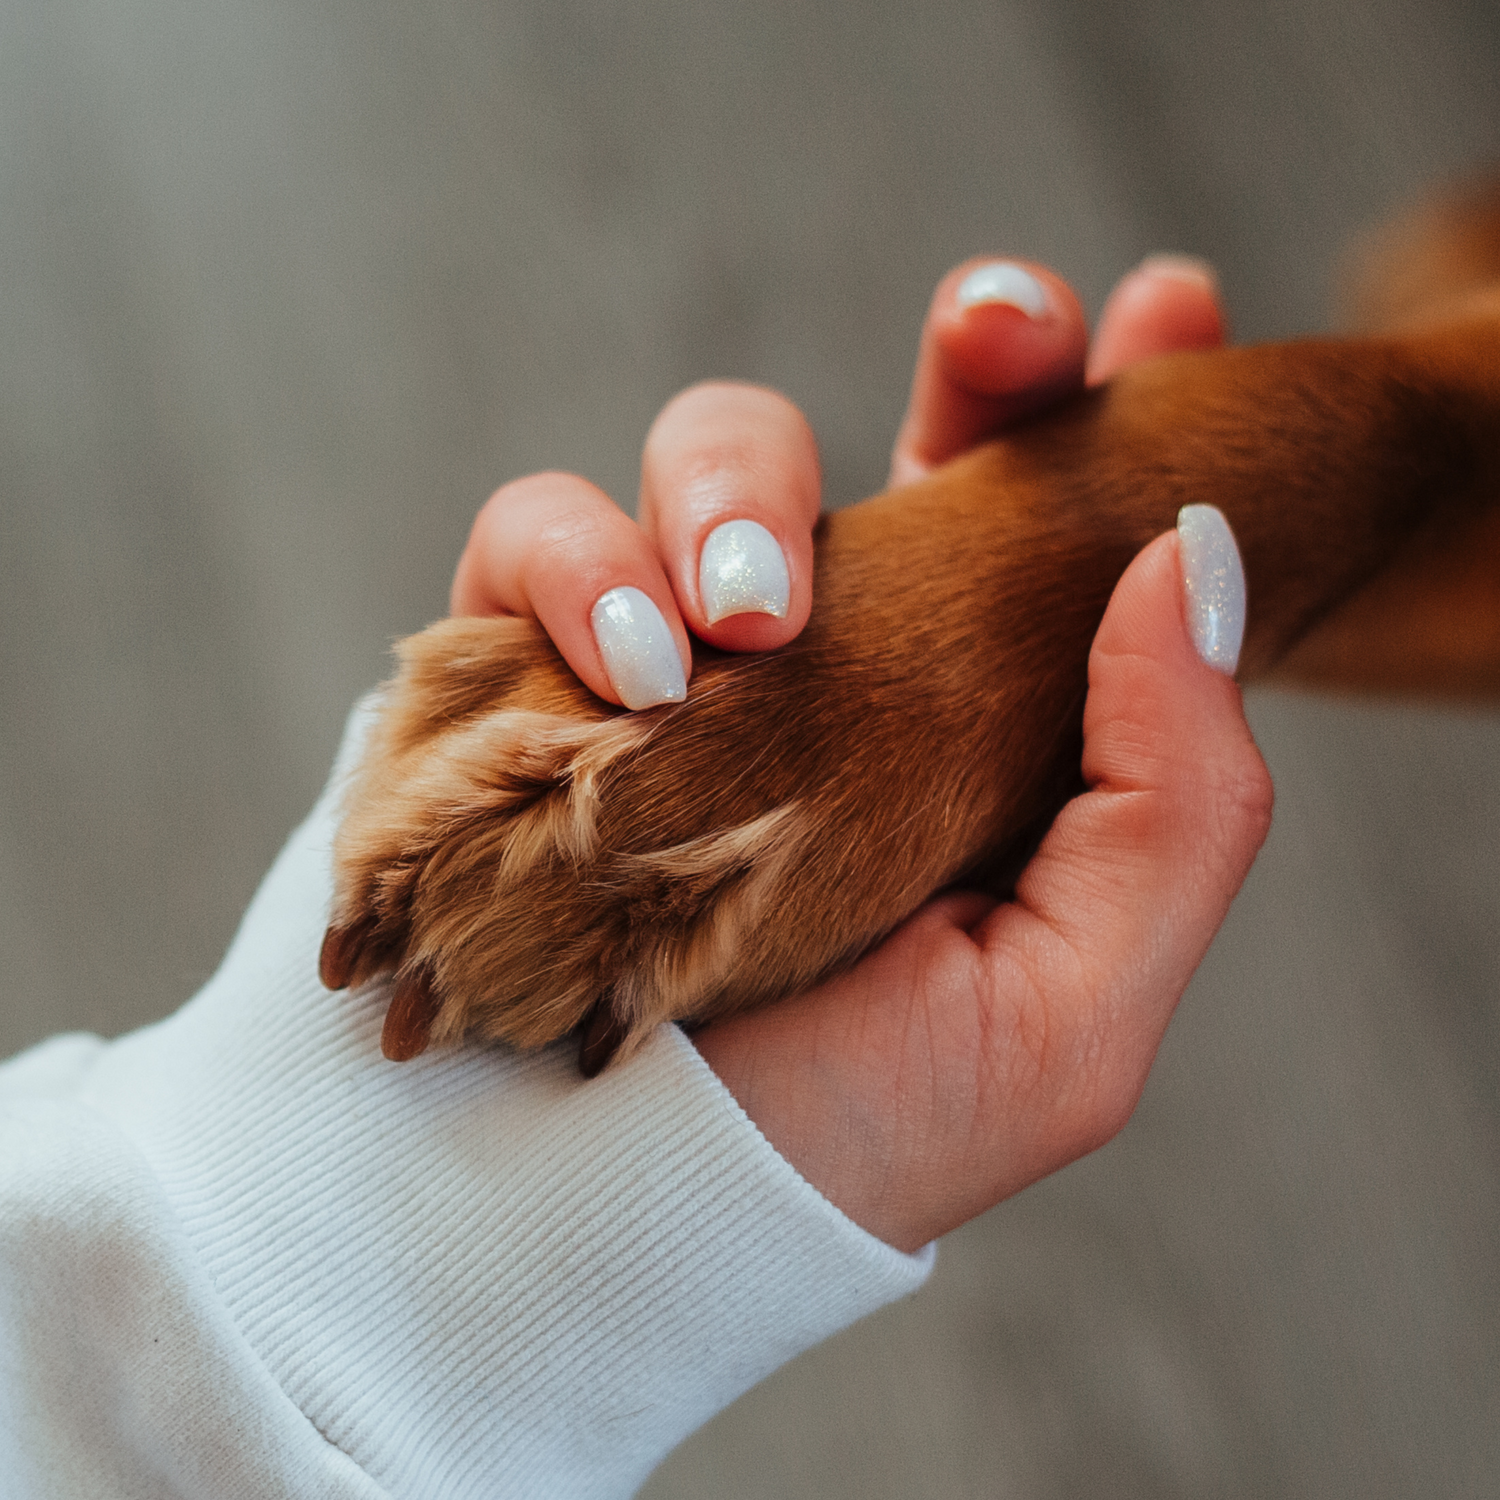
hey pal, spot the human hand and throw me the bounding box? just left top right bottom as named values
left=450, top=253, right=1266, bottom=1252
left=450, top=254, right=1226, bottom=707
left=697, top=523, right=1271, bottom=1248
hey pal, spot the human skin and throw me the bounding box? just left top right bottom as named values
left=446, top=257, right=1270, bottom=1251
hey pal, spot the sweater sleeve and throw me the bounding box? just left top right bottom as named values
left=0, top=700, right=933, bottom=1499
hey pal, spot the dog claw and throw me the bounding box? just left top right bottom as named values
left=319, top=919, right=372, bottom=991
left=382, top=964, right=442, bottom=1061
left=319, top=918, right=357, bottom=990
left=578, top=1000, right=630, bottom=1078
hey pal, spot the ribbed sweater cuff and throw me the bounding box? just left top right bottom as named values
left=72, top=701, right=933, bottom=1497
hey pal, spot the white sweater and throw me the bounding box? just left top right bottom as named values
left=0, top=703, right=931, bottom=1499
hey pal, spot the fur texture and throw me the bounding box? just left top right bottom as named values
left=322, top=180, right=1500, bottom=1072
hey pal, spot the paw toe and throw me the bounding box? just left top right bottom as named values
left=381, top=963, right=442, bottom=1061
left=577, top=998, right=632, bottom=1077
left=319, top=917, right=374, bottom=991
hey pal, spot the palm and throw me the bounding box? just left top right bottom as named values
left=695, top=533, right=1271, bottom=1253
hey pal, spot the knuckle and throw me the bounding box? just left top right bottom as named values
left=1064, top=1068, right=1145, bottom=1158
left=1212, top=746, right=1276, bottom=850
left=974, top=944, right=1079, bottom=1123
left=1046, top=1004, right=1150, bottom=1160
left=483, top=472, right=614, bottom=541
left=647, top=386, right=820, bottom=530
left=980, top=940, right=1152, bottom=1165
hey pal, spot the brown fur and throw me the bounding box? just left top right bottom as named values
left=321, top=179, right=1500, bottom=1071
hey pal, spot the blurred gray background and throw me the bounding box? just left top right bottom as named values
left=2, top=0, right=1498, bottom=1494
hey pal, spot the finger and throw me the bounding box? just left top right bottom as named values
left=890, top=259, right=1089, bottom=486
left=638, top=382, right=820, bottom=652
left=450, top=472, right=690, bottom=709
left=970, top=513, right=1271, bottom=1178
left=1086, top=254, right=1228, bottom=383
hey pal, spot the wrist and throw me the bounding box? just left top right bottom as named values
left=64, top=697, right=935, bottom=1493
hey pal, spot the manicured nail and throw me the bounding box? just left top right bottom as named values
left=590, top=587, right=687, bottom=709
left=955, top=261, right=1050, bottom=318
left=1177, top=504, right=1246, bottom=674
left=1138, top=253, right=1220, bottom=293
left=699, top=519, right=791, bottom=625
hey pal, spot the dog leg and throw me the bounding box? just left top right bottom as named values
left=325, top=188, right=1500, bottom=1071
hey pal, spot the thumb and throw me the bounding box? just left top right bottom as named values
left=971, top=509, right=1273, bottom=1180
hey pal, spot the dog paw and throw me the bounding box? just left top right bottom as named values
left=322, top=614, right=664, bottom=1064
left=319, top=460, right=1125, bottom=1073
left=324, top=605, right=882, bottom=1071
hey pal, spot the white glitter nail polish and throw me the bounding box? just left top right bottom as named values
left=590, top=587, right=687, bottom=709
left=699, top=520, right=791, bottom=625
left=1177, top=504, right=1246, bottom=674
left=954, top=261, right=1050, bottom=318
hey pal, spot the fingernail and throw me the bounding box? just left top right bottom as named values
left=955, top=261, right=1050, bottom=318
left=590, top=587, right=687, bottom=709
left=1177, top=505, right=1246, bottom=674
left=1138, top=253, right=1219, bottom=293
left=699, top=519, right=791, bottom=625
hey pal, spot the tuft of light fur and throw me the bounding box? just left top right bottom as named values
left=607, top=803, right=807, bottom=1041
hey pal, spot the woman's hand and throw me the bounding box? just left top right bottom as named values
left=449, top=252, right=1265, bottom=1252
left=449, top=256, right=1225, bottom=705
left=696, top=526, right=1271, bottom=1249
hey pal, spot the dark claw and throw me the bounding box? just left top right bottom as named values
left=382, top=964, right=442, bottom=1061
left=319, top=917, right=376, bottom=991
left=578, top=999, right=630, bottom=1078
